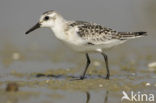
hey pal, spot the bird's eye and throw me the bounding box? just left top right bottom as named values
left=44, top=16, right=49, bottom=21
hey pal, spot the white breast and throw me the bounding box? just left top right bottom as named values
left=51, top=25, right=87, bottom=50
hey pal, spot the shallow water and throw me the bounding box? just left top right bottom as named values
left=0, top=46, right=156, bottom=103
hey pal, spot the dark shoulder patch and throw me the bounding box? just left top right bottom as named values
left=70, top=21, right=89, bottom=27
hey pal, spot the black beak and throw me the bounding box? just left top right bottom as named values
left=25, top=22, right=41, bottom=34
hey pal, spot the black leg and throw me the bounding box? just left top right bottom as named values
left=80, top=53, right=91, bottom=80
left=101, top=53, right=110, bottom=79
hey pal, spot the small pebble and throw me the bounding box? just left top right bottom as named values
left=145, top=83, right=151, bottom=86
left=12, top=52, right=20, bottom=60
left=6, top=82, right=19, bottom=92
left=131, top=73, right=136, bottom=76
left=93, top=61, right=101, bottom=66
left=148, top=62, right=156, bottom=68
left=46, top=79, right=50, bottom=83
left=99, top=84, right=103, bottom=87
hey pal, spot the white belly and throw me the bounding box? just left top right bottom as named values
left=63, top=39, right=126, bottom=53
left=51, top=27, right=126, bottom=53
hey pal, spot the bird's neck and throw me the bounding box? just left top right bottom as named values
left=51, top=17, right=68, bottom=41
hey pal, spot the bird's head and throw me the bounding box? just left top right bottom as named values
left=25, top=10, right=63, bottom=34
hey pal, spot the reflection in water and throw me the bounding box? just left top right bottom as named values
left=85, top=90, right=109, bottom=103
left=104, top=90, right=109, bottom=103
left=86, top=92, right=90, bottom=103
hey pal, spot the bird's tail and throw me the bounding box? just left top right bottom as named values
left=118, top=31, right=147, bottom=40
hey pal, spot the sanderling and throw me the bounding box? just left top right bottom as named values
left=25, top=10, right=147, bottom=80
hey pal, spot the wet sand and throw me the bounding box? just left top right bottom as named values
left=0, top=45, right=156, bottom=103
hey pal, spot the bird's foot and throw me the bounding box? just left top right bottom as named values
left=80, top=76, right=85, bottom=80
left=105, top=74, right=110, bottom=80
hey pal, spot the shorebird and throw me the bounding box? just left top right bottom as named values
left=25, top=10, right=147, bottom=80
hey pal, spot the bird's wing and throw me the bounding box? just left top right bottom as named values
left=69, top=21, right=121, bottom=45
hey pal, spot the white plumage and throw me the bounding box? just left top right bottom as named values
left=25, top=10, right=147, bottom=80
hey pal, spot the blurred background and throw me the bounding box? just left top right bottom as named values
left=0, top=0, right=156, bottom=103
